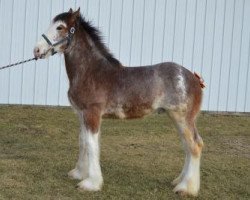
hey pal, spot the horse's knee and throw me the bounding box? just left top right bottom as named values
left=83, top=106, right=102, bottom=133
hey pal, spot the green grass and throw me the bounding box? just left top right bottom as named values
left=0, top=106, right=249, bottom=200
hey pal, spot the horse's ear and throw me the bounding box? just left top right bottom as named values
left=71, top=7, right=80, bottom=22
left=68, top=8, right=73, bottom=13
left=74, top=7, right=80, bottom=17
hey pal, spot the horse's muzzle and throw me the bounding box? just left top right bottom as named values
left=33, top=46, right=50, bottom=59
left=33, top=46, right=42, bottom=59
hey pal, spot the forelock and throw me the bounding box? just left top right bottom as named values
left=53, top=12, right=71, bottom=23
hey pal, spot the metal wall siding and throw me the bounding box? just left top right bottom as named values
left=0, top=0, right=249, bottom=112
left=119, top=0, right=134, bottom=65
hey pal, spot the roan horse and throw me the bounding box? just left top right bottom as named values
left=34, top=8, right=204, bottom=196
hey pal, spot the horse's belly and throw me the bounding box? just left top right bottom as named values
left=103, top=104, right=153, bottom=119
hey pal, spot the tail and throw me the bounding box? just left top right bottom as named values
left=194, top=72, right=205, bottom=89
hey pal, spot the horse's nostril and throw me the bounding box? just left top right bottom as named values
left=34, top=47, right=41, bottom=58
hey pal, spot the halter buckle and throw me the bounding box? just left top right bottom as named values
left=70, top=27, right=75, bottom=34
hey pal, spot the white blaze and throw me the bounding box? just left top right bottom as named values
left=35, top=21, right=67, bottom=57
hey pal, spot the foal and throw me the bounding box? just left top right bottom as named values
left=34, top=8, right=204, bottom=196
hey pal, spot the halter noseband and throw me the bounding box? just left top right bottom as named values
left=42, top=27, right=75, bottom=56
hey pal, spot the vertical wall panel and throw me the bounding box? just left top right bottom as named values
left=75, top=0, right=89, bottom=17
left=8, top=0, right=26, bottom=104
left=192, top=0, right=206, bottom=73
left=163, top=0, right=177, bottom=61
left=245, top=38, right=250, bottom=111
left=217, top=0, right=235, bottom=112
left=119, top=0, right=134, bottom=65
left=98, top=0, right=112, bottom=45
left=86, top=0, right=100, bottom=23
left=226, top=0, right=245, bottom=112
left=208, top=0, right=226, bottom=111
left=172, top=0, right=187, bottom=65
left=141, top=0, right=155, bottom=65
left=130, top=0, right=144, bottom=65
left=0, top=0, right=13, bottom=104
left=182, top=0, right=197, bottom=69
left=152, top=0, right=167, bottom=64
left=0, top=0, right=249, bottom=112
left=236, top=0, right=249, bottom=112
left=109, top=0, right=123, bottom=59
left=21, top=0, right=39, bottom=105
left=202, top=0, right=217, bottom=110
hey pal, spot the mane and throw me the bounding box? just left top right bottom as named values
left=77, top=16, right=121, bottom=66
left=54, top=12, right=121, bottom=67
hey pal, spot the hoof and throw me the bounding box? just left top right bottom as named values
left=77, top=178, right=103, bottom=191
left=68, top=168, right=87, bottom=180
left=173, top=181, right=199, bottom=197
left=174, top=190, right=188, bottom=197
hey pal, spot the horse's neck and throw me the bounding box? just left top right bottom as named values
left=64, top=30, right=121, bottom=86
left=64, top=35, right=94, bottom=85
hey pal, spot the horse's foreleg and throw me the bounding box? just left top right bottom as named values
left=77, top=107, right=103, bottom=191
left=68, top=112, right=89, bottom=180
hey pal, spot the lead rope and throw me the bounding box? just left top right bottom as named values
left=0, top=27, right=75, bottom=71
left=0, top=57, right=37, bottom=71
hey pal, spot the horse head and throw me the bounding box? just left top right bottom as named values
left=34, top=8, right=80, bottom=59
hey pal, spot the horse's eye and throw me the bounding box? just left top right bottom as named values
left=56, top=26, right=63, bottom=31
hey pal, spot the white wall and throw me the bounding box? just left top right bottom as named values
left=0, top=0, right=249, bottom=112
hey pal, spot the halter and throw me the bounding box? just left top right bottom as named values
left=42, top=27, right=75, bottom=56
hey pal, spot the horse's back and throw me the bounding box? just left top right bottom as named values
left=124, top=61, right=202, bottom=103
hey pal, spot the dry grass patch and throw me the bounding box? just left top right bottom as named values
left=0, top=106, right=249, bottom=200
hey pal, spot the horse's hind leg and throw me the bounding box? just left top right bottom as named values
left=172, top=122, right=203, bottom=187
left=171, top=142, right=190, bottom=186
left=168, top=110, right=203, bottom=196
